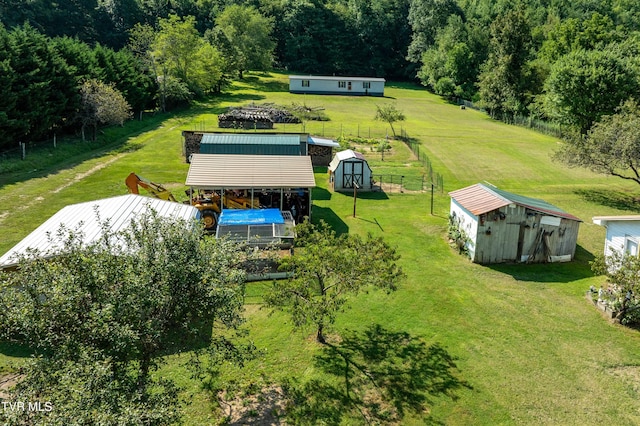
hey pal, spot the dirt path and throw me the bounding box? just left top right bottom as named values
left=0, top=154, right=124, bottom=228
left=51, top=154, right=124, bottom=194
left=0, top=374, right=22, bottom=399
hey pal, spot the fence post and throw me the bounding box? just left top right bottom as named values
left=431, top=183, right=434, bottom=215
left=20, top=142, right=25, bottom=160
left=53, top=134, right=56, bottom=149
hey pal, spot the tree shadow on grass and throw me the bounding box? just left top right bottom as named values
left=311, top=206, right=349, bottom=236
left=312, top=187, right=332, bottom=201
left=240, top=75, right=289, bottom=93
left=281, top=324, right=470, bottom=425
left=575, top=188, right=640, bottom=212
left=0, top=341, right=33, bottom=362
left=488, top=245, right=595, bottom=283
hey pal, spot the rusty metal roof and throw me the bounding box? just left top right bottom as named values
left=449, top=184, right=511, bottom=215
left=449, top=183, right=581, bottom=221
left=186, top=154, right=316, bottom=189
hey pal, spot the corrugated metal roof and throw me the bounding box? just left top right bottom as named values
left=289, top=75, right=386, bottom=82
left=308, top=136, right=340, bottom=147
left=186, top=154, right=316, bottom=189
left=200, top=134, right=302, bottom=155
left=449, top=183, right=581, bottom=221
left=449, top=184, right=511, bottom=215
left=0, top=195, right=200, bottom=269
left=201, top=134, right=300, bottom=146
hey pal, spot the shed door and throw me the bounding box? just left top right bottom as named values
left=342, top=160, right=363, bottom=189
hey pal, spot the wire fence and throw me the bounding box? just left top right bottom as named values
left=218, top=121, right=396, bottom=140
left=0, top=135, right=75, bottom=161
left=399, top=130, right=444, bottom=193
left=372, top=174, right=440, bottom=193
left=457, top=99, right=564, bottom=138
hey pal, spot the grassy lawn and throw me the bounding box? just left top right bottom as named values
left=2, top=72, right=640, bottom=424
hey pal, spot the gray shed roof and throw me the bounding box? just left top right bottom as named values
left=0, top=195, right=200, bottom=269
left=186, top=154, right=316, bottom=189
left=308, top=136, right=340, bottom=147
left=328, top=149, right=369, bottom=172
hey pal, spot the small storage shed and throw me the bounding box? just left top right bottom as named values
left=216, top=208, right=296, bottom=247
left=289, top=75, right=385, bottom=96
left=0, top=195, right=200, bottom=270
left=328, top=149, right=373, bottom=192
left=592, top=215, right=640, bottom=257
left=449, top=183, right=581, bottom=264
left=307, top=136, right=340, bottom=166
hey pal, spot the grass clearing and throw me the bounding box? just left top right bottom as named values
left=2, top=72, right=640, bottom=424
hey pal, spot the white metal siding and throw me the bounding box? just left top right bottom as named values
left=604, top=221, right=640, bottom=256
left=289, top=76, right=385, bottom=95
left=450, top=199, right=478, bottom=260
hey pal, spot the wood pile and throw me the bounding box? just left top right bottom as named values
left=217, top=103, right=302, bottom=129
left=183, top=131, right=203, bottom=161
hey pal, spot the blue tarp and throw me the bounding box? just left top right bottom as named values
left=218, top=208, right=284, bottom=225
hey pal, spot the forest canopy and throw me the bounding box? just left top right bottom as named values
left=1, top=0, right=640, bottom=150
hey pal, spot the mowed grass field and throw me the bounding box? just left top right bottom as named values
left=2, top=72, right=640, bottom=424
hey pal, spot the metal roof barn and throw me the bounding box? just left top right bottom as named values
left=0, top=194, right=200, bottom=269
left=449, top=183, right=580, bottom=221
left=448, top=183, right=581, bottom=264
left=186, top=154, right=315, bottom=189
left=199, top=134, right=305, bottom=156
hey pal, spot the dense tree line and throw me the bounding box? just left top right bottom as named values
left=2, top=0, right=640, bottom=154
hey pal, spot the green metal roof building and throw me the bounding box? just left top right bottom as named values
left=199, top=134, right=306, bottom=156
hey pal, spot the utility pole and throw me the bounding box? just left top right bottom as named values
left=353, top=182, right=359, bottom=217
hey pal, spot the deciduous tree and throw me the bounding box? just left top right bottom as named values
left=544, top=48, right=638, bottom=134
left=265, top=221, right=404, bottom=344
left=375, top=103, right=406, bottom=137
left=555, top=100, right=640, bottom=185
left=214, top=4, right=275, bottom=79
left=592, top=251, right=640, bottom=325
left=78, top=79, right=132, bottom=141
left=477, top=4, right=533, bottom=118
left=0, top=211, right=251, bottom=423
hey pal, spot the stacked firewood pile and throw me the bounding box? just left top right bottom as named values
left=218, top=103, right=304, bottom=128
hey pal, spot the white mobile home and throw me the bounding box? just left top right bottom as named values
left=289, top=75, right=385, bottom=96
left=328, top=149, right=373, bottom=191
left=592, top=216, right=640, bottom=257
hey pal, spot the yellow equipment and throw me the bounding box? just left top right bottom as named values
left=125, top=173, right=177, bottom=202
left=125, top=172, right=261, bottom=231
